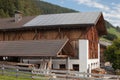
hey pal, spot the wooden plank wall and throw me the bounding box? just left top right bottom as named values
left=0, top=28, right=87, bottom=58
left=86, top=26, right=99, bottom=59
left=0, top=26, right=99, bottom=59
left=0, top=28, right=85, bottom=41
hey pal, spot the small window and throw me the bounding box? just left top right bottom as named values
left=59, top=64, right=66, bottom=69
left=73, top=64, right=79, bottom=71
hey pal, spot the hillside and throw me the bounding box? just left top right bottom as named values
left=0, top=0, right=76, bottom=18
left=35, top=0, right=77, bottom=14
left=105, top=21, right=120, bottom=38
left=101, top=21, right=120, bottom=41
left=0, top=0, right=119, bottom=41
left=0, top=0, right=41, bottom=17
left=108, top=27, right=120, bottom=39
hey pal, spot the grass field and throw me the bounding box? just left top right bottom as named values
left=0, top=75, right=38, bottom=80
left=0, top=74, right=50, bottom=80
left=0, top=69, right=49, bottom=80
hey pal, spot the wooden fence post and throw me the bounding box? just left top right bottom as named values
left=31, top=69, right=33, bottom=79
left=2, top=64, right=4, bottom=75
left=66, top=57, right=70, bottom=80
left=16, top=66, right=19, bottom=78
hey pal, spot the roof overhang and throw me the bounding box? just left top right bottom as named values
left=95, top=13, right=107, bottom=36
left=0, top=39, right=75, bottom=57
left=99, top=41, right=112, bottom=47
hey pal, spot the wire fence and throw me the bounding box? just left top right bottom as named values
left=0, top=64, right=119, bottom=80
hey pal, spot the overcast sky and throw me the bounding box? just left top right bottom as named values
left=44, top=0, right=120, bottom=27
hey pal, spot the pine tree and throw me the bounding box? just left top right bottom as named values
left=0, top=0, right=41, bottom=17
left=0, top=9, right=6, bottom=18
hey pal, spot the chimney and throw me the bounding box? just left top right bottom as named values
left=14, top=11, right=22, bottom=23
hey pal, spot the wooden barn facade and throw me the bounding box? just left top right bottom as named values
left=0, top=12, right=106, bottom=73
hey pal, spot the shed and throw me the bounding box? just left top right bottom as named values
left=0, top=39, right=74, bottom=57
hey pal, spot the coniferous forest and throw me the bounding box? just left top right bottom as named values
left=0, top=0, right=76, bottom=18
left=0, top=0, right=40, bottom=17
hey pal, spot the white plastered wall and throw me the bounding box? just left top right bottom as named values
left=79, top=40, right=100, bottom=73
left=79, top=40, right=89, bottom=73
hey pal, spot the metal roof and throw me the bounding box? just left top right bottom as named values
left=99, top=41, right=112, bottom=47
left=0, top=40, right=72, bottom=57
left=23, top=12, right=102, bottom=27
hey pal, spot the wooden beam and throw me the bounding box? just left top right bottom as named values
left=12, top=32, right=18, bottom=40
left=48, top=57, right=52, bottom=70
left=58, top=27, right=61, bottom=39
left=57, top=55, right=68, bottom=57
left=18, top=32, right=24, bottom=40
left=32, top=29, right=38, bottom=40
left=3, top=32, right=5, bottom=40
left=63, top=31, right=70, bottom=39
left=82, top=27, right=91, bottom=39
left=38, top=31, right=47, bottom=39
left=55, top=32, right=60, bottom=39
left=7, top=32, right=10, bottom=40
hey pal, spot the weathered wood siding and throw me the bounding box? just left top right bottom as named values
left=0, top=28, right=85, bottom=40
left=0, top=26, right=99, bottom=59
left=86, top=26, right=99, bottom=59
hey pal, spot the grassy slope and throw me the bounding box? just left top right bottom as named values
left=107, top=27, right=120, bottom=39
left=100, top=21, right=120, bottom=42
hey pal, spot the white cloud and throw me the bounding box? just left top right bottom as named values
left=75, top=0, right=110, bottom=11
left=103, top=3, right=120, bottom=26
left=103, top=12, right=120, bottom=19
left=74, top=0, right=120, bottom=26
